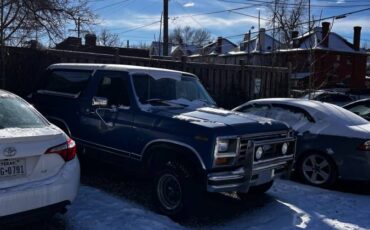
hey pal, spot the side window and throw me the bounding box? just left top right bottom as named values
left=348, top=102, right=370, bottom=118
left=239, top=104, right=270, bottom=117
left=95, top=71, right=131, bottom=107
left=268, top=104, right=314, bottom=127
left=43, top=70, right=92, bottom=95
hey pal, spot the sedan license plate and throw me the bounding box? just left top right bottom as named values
left=0, top=159, right=26, bottom=178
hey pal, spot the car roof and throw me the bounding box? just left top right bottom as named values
left=48, top=63, right=196, bottom=79
left=343, top=98, right=370, bottom=108
left=245, top=98, right=363, bottom=121
left=0, top=89, right=16, bottom=97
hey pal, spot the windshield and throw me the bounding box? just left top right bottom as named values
left=0, top=96, right=47, bottom=129
left=132, top=73, right=215, bottom=107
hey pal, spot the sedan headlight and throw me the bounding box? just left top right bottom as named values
left=214, top=137, right=239, bottom=167
left=358, top=140, right=370, bottom=151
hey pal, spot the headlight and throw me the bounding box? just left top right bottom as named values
left=281, top=142, right=289, bottom=155
left=358, top=140, right=370, bottom=151
left=214, top=137, right=239, bottom=167
left=255, top=147, right=263, bottom=160
left=217, top=139, right=229, bottom=153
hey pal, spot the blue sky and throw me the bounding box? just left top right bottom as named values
left=85, top=0, right=370, bottom=47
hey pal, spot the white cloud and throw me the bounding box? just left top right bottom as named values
left=183, top=2, right=195, bottom=8
left=100, top=13, right=259, bottom=38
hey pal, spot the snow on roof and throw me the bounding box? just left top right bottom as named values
left=200, top=38, right=237, bottom=55
left=295, top=27, right=358, bottom=53
left=49, top=63, right=195, bottom=80
left=239, top=33, right=281, bottom=54
left=250, top=98, right=368, bottom=126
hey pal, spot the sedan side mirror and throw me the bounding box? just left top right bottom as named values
left=92, top=96, right=108, bottom=107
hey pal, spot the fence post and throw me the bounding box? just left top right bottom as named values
left=288, top=62, right=292, bottom=97
left=181, top=55, right=187, bottom=71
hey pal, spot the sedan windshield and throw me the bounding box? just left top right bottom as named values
left=0, top=96, right=46, bottom=129
left=132, top=73, right=215, bottom=107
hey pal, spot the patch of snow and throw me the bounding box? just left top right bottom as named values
left=210, top=179, right=370, bottom=230
left=64, top=186, right=184, bottom=230
left=64, top=180, right=370, bottom=230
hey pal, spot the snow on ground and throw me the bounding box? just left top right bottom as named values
left=63, top=186, right=184, bottom=230
left=63, top=179, right=370, bottom=230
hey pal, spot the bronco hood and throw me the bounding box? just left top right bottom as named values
left=155, top=106, right=289, bottom=134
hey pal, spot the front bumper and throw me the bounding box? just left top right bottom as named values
left=0, top=157, right=80, bottom=217
left=207, top=157, right=293, bottom=192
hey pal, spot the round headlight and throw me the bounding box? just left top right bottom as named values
left=281, top=143, right=289, bottom=155
left=255, top=147, right=263, bottom=160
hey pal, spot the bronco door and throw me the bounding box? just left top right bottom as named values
left=79, top=70, right=135, bottom=164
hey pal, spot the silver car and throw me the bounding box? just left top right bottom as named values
left=234, top=98, right=370, bottom=187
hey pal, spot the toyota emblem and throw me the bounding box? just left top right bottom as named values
left=3, top=147, right=17, bottom=157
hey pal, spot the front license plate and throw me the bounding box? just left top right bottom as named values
left=0, top=159, right=26, bottom=178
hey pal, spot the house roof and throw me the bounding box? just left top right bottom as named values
left=292, top=27, right=361, bottom=53
left=200, top=38, right=237, bottom=55
left=240, top=33, right=281, bottom=53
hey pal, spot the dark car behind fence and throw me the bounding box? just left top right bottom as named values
left=2, top=46, right=290, bottom=109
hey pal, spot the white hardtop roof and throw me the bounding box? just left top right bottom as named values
left=48, top=63, right=195, bottom=79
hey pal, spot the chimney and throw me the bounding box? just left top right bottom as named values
left=322, top=22, right=330, bottom=48
left=258, top=28, right=266, bottom=52
left=215, top=36, right=222, bottom=53
left=291, top=31, right=299, bottom=48
left=85, top=33, right=97, bottom=47
left=353, top=26, right=362, bottom=51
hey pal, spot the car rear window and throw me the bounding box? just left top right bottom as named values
left=42, top=69, right=92, bottom=95
left=0, top=96, right=46, bottom=129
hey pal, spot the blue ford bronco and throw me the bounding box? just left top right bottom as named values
left=32, top=63, right=296, bottom=216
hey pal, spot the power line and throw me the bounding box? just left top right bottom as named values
left=217, top=0, right=370, bottom=8
left=223, top=7, right=370, bottom=39
left=93, top=0, right=131, bottom=11
left=117, top=21, right=161, bottom=34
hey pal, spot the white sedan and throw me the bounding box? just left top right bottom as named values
left=0, top=90, right=80, bottom=225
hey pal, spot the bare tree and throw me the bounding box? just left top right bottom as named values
left=170, top=26, right=211, bottom=46
left=98, top=28, right=122, bottom=47
left=0, top=0, right=95, bottom=46
left=268, top=0, right=315, bottom=45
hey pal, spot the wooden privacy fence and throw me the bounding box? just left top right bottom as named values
left=3, top=46, right=290, bottom=109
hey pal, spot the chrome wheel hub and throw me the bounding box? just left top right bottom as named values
left=302, top=154, right=331, bottom=185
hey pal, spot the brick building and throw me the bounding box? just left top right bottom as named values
left=56, top=34, right=149, bottom=58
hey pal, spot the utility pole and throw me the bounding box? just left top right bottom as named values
left=163, top=0, right=169, bottom=56
left=308, top=0, right=313, bottom=98
left=159, top=12, right=163, bottom=57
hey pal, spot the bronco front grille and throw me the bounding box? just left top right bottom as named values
left=237, top=131, right=294, bottom=166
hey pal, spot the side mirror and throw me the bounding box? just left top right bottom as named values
left=92, top=96, right=108, bottom=107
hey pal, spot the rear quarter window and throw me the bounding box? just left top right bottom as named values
left=42, top=69, right=92, bottom=95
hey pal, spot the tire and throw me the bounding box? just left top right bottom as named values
left=237, top=181, right=273, bottom=200
left=153, top=161, right=203, bottom=218
left=298, top=152, right=337, bottom=188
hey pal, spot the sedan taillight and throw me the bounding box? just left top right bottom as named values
left=45, top=138, right=77, bottom=162
left=358, top=140, right=370, bottom=151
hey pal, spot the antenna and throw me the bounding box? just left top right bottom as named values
left=68, top=17, right=89, bottom=38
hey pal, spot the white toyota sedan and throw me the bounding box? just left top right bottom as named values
left=0, top=90, right=80, bottom=225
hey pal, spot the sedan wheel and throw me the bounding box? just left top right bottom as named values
left=300, top=153, right=336, bottom=187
